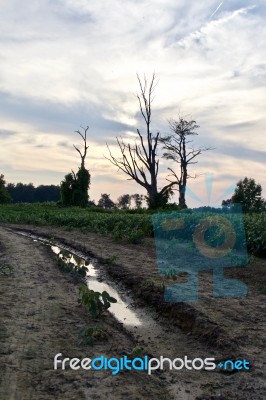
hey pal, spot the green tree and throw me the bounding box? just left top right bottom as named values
left=74, top=167, right=90, bottom=207
left=222, top=177, right=265, bottom=213
left=0, top=174, right=11, bottom=204
left=130, top=193, right=145, bottom=209
left=117, top=194, right=131, bottom=209
left=60, top=173, right=76, bottom=206
left=98, top=194, right=116, bottom=209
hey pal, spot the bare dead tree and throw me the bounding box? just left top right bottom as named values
left=106, top=74, right=174, bottom=209
left=73, top=126, right=89, bottom=169
left=160, top=116, right=214, bottom=208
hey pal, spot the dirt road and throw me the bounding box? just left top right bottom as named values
left=0, top=225, right=265, bottom=399
left=0, top=227, right=171, bottom=400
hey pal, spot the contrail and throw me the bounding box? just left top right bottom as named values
left=209, top=1, right=224, bottom=19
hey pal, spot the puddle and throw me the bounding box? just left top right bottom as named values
left=48, top=241, right=181, bottom=354
left=51, top=245, right=142, bottom=327
left=12, top=231, right=175, bottom=339
left=11, top=231, right=185, bottom=340
left=14, top=231, right=179, bottom=343
left=14, top=230, right=144, bottom=327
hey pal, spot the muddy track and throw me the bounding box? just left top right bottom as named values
left=0, top=227, right=172, bottom=400
left=1, top=224, right=265, bottom=399
left=1, top=225, right=251, bottom=351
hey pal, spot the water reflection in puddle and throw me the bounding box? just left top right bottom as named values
left=51, top=245, right=141, bottom=326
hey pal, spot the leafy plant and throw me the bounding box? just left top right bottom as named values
left=0, top=263, right=13, bottom=275
left=144, top=277, right=165, bottom=289
left=165, top=267, right=178, bottom=280
left=79, top=326, right=108, bottom=345
left=103, top=255, right=118, bottom=265
left=79, top=285, right=117, bottom=318
left=131, top=346, right=145, bottom=357
left=0, top=203, right=265, bottom=253
left=48, top=236, right=56, bottom=245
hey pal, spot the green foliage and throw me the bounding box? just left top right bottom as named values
left=146, top=190, right=171, bottom=210
left=154, top=209, right=266, bottom=257
left=0, top=174, right=11, bottom=204
left=79, top=326, right=108, bottom=346
left=0, top=203, right=265, bottom=254
left=117, top=194, right=131, bottom=209
left=130, top=193, right=145, bottom=209
left=7, top=182, right=60, bottom=203
left=131, top=346, right=145, bottom=357
left=244, top=213, right=266, bottom=256
left=60, top=167, right=90, bottom=207
left=165, top=267, right=178, bottom=280
left=103, top=255, right=118, bottom=265
left=60, top=173, right=76, bottom=206
left=79, top=285, right=117, bottom=318
left=0, top=263, right=13, bottom=275
left=76, top=168, right=90, bottom=207
left=98, top=193, right=116, bottom=209
left=222, top=177, right=265, bottom=213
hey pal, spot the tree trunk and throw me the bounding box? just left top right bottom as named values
left=178, top=185, right=186, bottom=208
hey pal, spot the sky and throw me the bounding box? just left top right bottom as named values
left=0, top=0, right=265, bottom=206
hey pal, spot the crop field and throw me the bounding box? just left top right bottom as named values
left=0, top=203, right=265, bottom=254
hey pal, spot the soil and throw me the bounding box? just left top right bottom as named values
left=0, top=224, right=265, bottom=399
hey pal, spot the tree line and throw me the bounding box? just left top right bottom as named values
left=0, top=174, right=265, bottom=213
left=0, top=174, right=145, bottom=208
left=4, top=181, right=61, bottom=203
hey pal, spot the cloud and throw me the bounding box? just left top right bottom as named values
left=0, top=0, right=265, bottom=201
left=216, top=144, right=266, bottom=164
left=0, top=129, right=17, bottom=137
left=175, top=5, right=257, bottom=48
left=0, top=90, right=132, bottom=140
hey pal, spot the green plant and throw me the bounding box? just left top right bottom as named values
left=0, top=263, right=13, bottom=275
left=78, top=285, right=117, bottom=318
left=165, top=267, right=178, bottom=280
left=103, top=255, right=118, bottom=265
left=126, top=229, right=144, bottom=244
left=222, top=177, right=265, bottom=213
left=0, top=174, right=11, bottom=204
left=0, top=203, right=265, bottom=253
left=48, top=236, right=56, bottom=245
left=144, top=277, right=165, bottom=289
left=79, top=326, right=108, bottom=345
left=131, top=346, right=145, bottom=357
